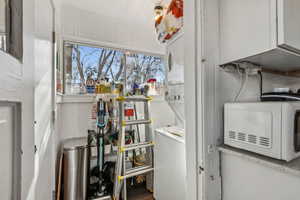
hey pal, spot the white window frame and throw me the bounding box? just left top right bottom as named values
left=59, top=36, right=166, bottom=96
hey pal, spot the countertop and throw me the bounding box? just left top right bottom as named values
left=219, top=145, right=300, bottom=177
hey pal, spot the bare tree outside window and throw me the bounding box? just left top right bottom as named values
left=62, top=42, right=165, bottom=95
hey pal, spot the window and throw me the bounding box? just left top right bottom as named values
left=0, top=33, right=6, bottom=51
left=0, top=0, right=7, bottom=52
left=61, top=41, right=166, bottom=95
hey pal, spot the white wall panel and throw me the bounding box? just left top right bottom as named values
left=57, top=98, right=175, bottom=143
left=59, top=0, right=164, bottom=54
left=34, top=0, right=53, bottom=157
left=59, top=102, right=92, bottom=140
left=34, top=0, right=55, bottom=198
left=35, top=134, right=54, bottom=200
left=221, top=152, right=300, bottom=200
left=0, top=0, right=35, bottom=199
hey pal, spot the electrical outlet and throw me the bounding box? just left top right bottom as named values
left=246, top=67, right=262, bottom=75
left=239, top=62, right=262, bottom=75
left=208, top=144, right=214, bottom=153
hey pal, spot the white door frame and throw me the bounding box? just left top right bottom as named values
left=185, top=0, right=222, bottom=199
left=184, top=0, right=204, bottom=199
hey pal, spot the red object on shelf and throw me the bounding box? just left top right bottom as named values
left=147, top=78, right=157, bottom=83
left=124, top=103, right=134, bottom=117
left=124, top=109, right=134, bottom=117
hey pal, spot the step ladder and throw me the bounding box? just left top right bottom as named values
left=113, top=95, right=154, bottom=200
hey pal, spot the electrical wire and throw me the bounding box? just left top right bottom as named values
left=234, top=66, right=249, bottom=102
left=258, top=71, right=263, bottom=98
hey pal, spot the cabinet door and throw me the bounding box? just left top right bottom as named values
left=277, top=0, right=300, bottom=53
left=220, top=0, right=277, bottom=64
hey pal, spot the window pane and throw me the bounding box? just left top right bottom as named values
left=124, top=52, right=165, bottom=96
left=0, top=33, right=6, bottom=51
left=63, top=42, right=165, bottom=95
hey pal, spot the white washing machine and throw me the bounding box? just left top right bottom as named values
left=154, top=126, right=187, bottom=200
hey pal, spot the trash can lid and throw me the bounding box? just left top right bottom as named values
left=63, top=137, right=88, bottom=151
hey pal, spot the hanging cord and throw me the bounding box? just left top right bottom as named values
left=234, top=66, right=249, bottom=102
left=258, top=71, right=263, bottom=99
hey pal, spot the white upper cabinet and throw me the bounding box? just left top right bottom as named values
left=277, top=0, right=300, bottom=51
left=220, top=0, right=300, bottom=71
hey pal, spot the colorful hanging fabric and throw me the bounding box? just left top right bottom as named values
left=155, top=0, right=183, bottom=43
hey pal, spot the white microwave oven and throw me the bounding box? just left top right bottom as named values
left=224, top=102, right=300, bottom=161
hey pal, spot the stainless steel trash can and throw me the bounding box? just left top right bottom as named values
left=63, top=137, right=88, bottom=200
